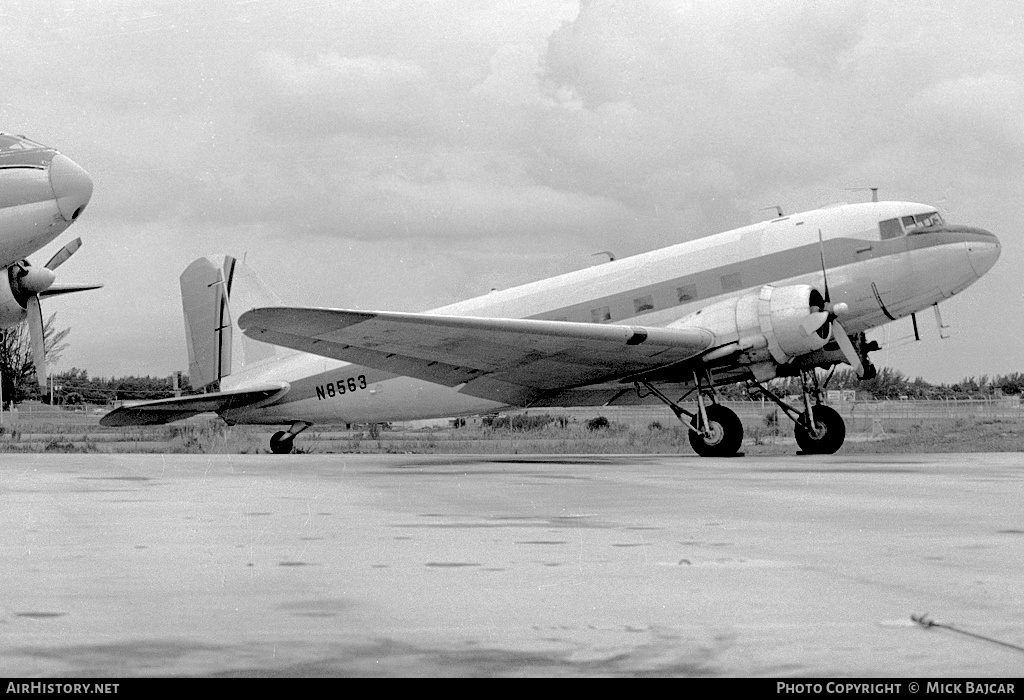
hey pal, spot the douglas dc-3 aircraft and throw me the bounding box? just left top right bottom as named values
left=0, top=133, right=97, bottom=387
left=101, top=200, right=1000, bottom=456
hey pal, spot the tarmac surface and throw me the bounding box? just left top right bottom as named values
left=1, top=452, right=1023, bottom=677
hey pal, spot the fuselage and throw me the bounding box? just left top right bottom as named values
left=0, top=133, right=94, bottom=330
left=222, top=201, right=1000, bottom=425
left=0, top=133, right=93, bottom=266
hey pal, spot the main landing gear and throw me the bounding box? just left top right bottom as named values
left=639, top=366, right=849, bottom=457
left=752, top=368, right=846, bottom=455
left=638, top=372, right=744, bottom=457
left=269, top=421, right=312, bottom=454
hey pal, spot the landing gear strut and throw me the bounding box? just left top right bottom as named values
left=270, top=421, right=312, bottom=454
left=638, top=371, right=744, bottom=457
left=752, top=368, right=847, bottom=454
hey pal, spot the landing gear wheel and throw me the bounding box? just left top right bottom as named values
left=689, top=404, right=743, bottom=457
left=269, top=431, right=295, bottom=454
left=794, top=405, right=846, bottom=454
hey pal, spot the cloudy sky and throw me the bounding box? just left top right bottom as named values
left=1, top=0, right=1021, bottom=383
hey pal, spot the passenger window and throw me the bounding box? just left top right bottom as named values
left=677, top=284, right=697, bottom=303
left=721, top=272, right=742, bottom=292
left=879, top=218, right=902, bottom=240
left=633, top=295, right=654, bottom=313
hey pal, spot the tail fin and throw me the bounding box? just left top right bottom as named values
left=180, top=255, right=289, bottom=391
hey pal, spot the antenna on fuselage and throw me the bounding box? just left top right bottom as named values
left=592, top=251, right=615, bottom=262
left=759, top=205, right=784, bottom=218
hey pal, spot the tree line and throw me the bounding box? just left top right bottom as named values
left=0, top=315, right=188, bottom=406
left=49, top=367, right=188, bottom=406
left=0, top=314, right=1019, bottom=407
left=730, top=367, right=1024, bottom=401
left=46, top=366, right=1024, bottom=407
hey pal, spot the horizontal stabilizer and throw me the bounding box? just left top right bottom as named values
left=238, top=306, right=713, bottom=404
left=99, top=383, right=289, bottom=426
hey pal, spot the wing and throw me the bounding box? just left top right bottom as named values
left=238, top=308, right=713, bottom=404
left=99, top=383, right=289, bottom=426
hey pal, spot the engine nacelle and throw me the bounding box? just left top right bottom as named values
left=669, top=284, right=832, bottom=367
left=0, top=266, right=28, bottom=328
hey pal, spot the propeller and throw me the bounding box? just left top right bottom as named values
left=800, top=309, right=832, bottom=337
left=44, top=236, right=82, bottom=270
left=816, top=228, right=865, bottom=377
left=26, top=295, right=46, bottom=392
left=7, top=237, right=100, bottom=391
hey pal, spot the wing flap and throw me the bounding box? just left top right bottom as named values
left=99, top=383, right=289, bottom=427
left=238, top=307, right=714, bottom=404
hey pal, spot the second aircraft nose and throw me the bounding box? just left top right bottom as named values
left=49, top=153, right=93, bottom=222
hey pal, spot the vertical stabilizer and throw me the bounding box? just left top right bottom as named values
left=180, top=256, right=234, bottom=390
left=180, top=255, right=291, bottom=391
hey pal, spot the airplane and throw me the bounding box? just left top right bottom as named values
left=0, top=132, right=97, bottom=389
left=100, top=200, right=1000, bottom=456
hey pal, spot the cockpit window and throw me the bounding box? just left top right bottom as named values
left=879, top=211, right=945, bottom=239
left=879, top=218, right=902, bottom=240
left=0, top=134, right=47, bottom=152
left=904, top=211, right=945, bottom=234
left=0, top=134, right=55, bottom=169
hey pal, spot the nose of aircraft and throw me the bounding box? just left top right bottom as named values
left=49, top=153, right=93, bottom=222
left=967, top=230, right=1001, bottom=277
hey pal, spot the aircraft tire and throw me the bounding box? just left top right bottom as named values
left=794, top=405, right=846, bottom=454
left=269, top=431, right=294, bottom=454
left=689, top=404, right=743, bottom=457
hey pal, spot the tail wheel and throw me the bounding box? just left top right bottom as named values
left=269, top=431, right=295, bottom=454
left=794, top=405, right=846, bottom=454
left=689, top=404, right=743, bottom=457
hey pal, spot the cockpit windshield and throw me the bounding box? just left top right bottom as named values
left=0, top=134, right=56, bottom=169
left=879, top=211, right=945, bottom=239
left=902, top=211, right=944, bottom=231
left=0, top=133, right=48, bottom=152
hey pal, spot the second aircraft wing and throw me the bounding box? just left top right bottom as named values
left=238, top=308, right=714, bottom=405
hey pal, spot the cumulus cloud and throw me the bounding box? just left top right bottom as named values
left=254, top=51, right=439, bottom=137
left=471, top=44, right=549, bottom=107
left=4, top=0, right=1023, bottom=380
left=910, top=72, right=1024, bottom=174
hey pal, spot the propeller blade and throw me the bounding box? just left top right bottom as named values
left=26, top=295, right=47, bottom=391
left=44, top=237, right=82, bottom=270
left=817, top=228, right=830, bottom=302
left=832, top=320, right=864, bottom=377
left=800, top=310, right=831, bottom=336
left=39, top=283, right=104, bottom=298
